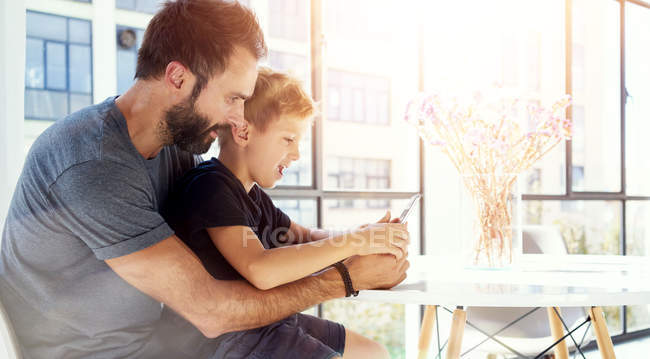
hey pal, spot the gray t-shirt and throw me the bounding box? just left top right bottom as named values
left=0, top=97, right=199, bottom=358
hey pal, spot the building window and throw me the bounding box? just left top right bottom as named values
left=327, top=70, right=390, bottom=125
left=116, top=26, right=145, bottom=95
left=273, top=199, right=317, bottom=229
left=25, top=11, right=92, bottom=121
left=327, top=157, right=390, bottom=208
left=115, top=0, right=163, bottom=14
left=268, top=0, right=308, bottom=42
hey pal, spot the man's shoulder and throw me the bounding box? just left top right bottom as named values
left=25, top=97, right=143, bottom=189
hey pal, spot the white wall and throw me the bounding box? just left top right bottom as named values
left=0, top=0, right=26, bottom=235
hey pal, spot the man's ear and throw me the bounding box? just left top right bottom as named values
left=230, top=120, right=251, bottom=146
left=164, top=61, right=195, bottom=97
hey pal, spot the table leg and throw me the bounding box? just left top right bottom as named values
left=589, top=306, right=616, bottom=359
left=418, top=305, right=438, bottom=359
left=446, top=306, right=466, bottom=359
left=547, top=307, right=569, bottom=359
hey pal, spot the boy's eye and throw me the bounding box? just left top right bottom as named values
left=284, top=137, right=295, bottom=144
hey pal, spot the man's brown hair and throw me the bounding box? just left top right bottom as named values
left=136, top=0, right=267, bottom=97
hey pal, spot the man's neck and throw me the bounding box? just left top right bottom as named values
left=115, top=80, right=167, bottom=159
left=217, top=150, right=255, bottom=193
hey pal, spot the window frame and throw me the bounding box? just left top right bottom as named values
left=521, top=0, right=650, bottom=343
left=24, top=10, right=93, bottom=122
left=264, top=0, right=426, bottom=322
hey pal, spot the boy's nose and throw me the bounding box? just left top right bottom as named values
left=290, top=146, right=300, bottom=161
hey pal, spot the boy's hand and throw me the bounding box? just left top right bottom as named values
left=349, top=222, right=410, bottom=259
left=355, top=210, right=402, bottom=232
left=377, top=210, right=402, bottom=224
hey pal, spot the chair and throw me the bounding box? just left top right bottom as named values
left=0, top=294, right=21, bottom=359
left=460, top=225, right=590, bottom=357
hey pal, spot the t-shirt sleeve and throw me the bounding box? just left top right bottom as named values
left=176, top=172, right=251, bottom=231
left=47, top=161, right=174, bottom=260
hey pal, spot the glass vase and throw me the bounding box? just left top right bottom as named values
left=459, top=173, right=523, bottom=269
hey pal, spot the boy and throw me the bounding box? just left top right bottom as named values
left=163, top=68, right=410, bottom=358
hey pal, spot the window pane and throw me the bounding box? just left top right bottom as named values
left=627, top=305, right=650, bottom=332
left=322, top=197, right=420, bottom=359
left=322, top=1, right=425, bottom=192
left=324, top=71, right=417, bottom=191
left=46, top=42, right=67, bottom=90
left=423, top=0, right=567, bottom=196
left=524, top=200, right=621, bottom=255
left=115, top=0, right=136, bottom=10
left=116, top=26, right=144, bottom=95
left=26, top=12, right=67, bottom=42
left=321, top=301, right=406, bottom=358
left=268, top=51, right=310, bottom=90
left=136, top=29, right=145, bottom=49
left=626, top=201, right=650, bottom=257
left=272, top=199, right=317, bottom=229
left=571, top=0, right=621, bottom=192
left=117, top=49, right=137, bottom=95
left=136, top=0, right=163, bottom=14
left=70, top=94, right=92, bottom=114
left=268, top=0, right=308, bottom=42
left=116, top=0, right=163, bottom=13
left=25, top=38, right=44, bottom=89
left=266, top=51, right=312, bottom=187
left=25, top=89, right=68, bottom=120
left=69, top=45, right=92, bottom=93
left=68, top=19, right=91, bottom=44
left=625, top=2, right=650, bottom=196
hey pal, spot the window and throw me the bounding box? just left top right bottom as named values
left=267, top=51, right=312, bottom=187
left=273, top=199, right=317, bottom=229
left=326, top=157, right=390, bottom=208
left=421, top=0, right=650, bottom=340
left=571, top=0, right=621, bottom=193
left=268, top=0, right=308, bottom=42
left=116, top=26, right=145, bottom=95
left=327, top=70, right=390, bottom=125
left=25, top=11, right=92, bottom=122
left=115, top=0, right=163, bottom=14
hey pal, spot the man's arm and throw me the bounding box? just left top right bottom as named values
left=105, top=234, right=408, bottom=337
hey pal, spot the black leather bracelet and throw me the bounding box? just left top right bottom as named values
left=332, top=261, right=359, bottom=297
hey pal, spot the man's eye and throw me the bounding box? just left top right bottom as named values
left=284, top=138, right=294, bottom=143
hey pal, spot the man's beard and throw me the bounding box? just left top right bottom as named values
left=160, top=97, right=216, bottom=155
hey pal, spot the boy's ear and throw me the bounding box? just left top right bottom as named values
left=230, top=120, right=250, bottom=146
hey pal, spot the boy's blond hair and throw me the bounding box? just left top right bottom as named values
left=218, top=67, right=314, bottom=147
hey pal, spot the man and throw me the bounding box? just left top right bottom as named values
left=0, top=1, right=409, bottom=358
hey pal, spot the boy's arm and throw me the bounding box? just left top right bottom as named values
left=284, top=221, right=344, bottom=244
left=207, top=224, right=407, bottom=290
left=106, top=234, right=410, bottom=338
left=285, top=211, right=401, bottom=244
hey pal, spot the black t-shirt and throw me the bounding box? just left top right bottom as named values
left=165, top=158, right=292, bottom=280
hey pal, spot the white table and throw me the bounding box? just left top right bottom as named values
left=352, top=255, right=650, bottom=359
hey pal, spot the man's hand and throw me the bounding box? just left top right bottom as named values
left=344, top=253, right=409, bottom=291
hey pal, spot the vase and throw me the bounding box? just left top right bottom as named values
left=459, top=173, right=523, bottom=269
